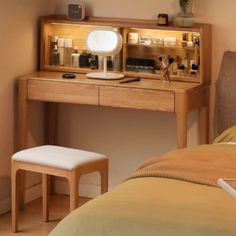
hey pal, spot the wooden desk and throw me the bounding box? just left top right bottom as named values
left=17, top=71, right=209, bottom=208
left=18, top=71, right=209, bottom=151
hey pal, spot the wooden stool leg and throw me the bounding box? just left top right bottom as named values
left=68, top=171, right=79, bottom=212
left=42, top=174, right=49, bottom=222
left=11, top=162, right=19, bottom=233
left=100, top=160, right=109, bottom=194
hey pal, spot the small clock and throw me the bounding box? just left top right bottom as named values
left=68, top=1, right=85, bottom=20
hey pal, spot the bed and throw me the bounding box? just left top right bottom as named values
left=50, top=178, right=236, bottom=236
left=49, top=51, right=236, bottom=236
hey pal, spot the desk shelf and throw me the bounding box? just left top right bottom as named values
left=124, top=43, right=198, bottom=51
left=40, top=15, right=211, bottom=84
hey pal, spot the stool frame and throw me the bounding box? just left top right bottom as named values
left=11, top=157, right=108, bottom=232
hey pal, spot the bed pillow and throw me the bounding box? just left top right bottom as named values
left=214, top=125, right=236, bottom=144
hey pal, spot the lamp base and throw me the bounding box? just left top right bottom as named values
left=86, top=72, right=124, bottom=80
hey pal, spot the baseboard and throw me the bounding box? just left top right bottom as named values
left=54, top=180, right=101, bottom=198
left=0, top=196, right=11, bottom=216
left=0, top=183, right=42, bottom=216
left=24, top=183, right=42, bottom=204
left=0, top=180, right=103, bottom=215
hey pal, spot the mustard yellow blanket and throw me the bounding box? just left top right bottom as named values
left=50, top=144, right=236, bottom=236
left=129, top=144, right=236, bottom=187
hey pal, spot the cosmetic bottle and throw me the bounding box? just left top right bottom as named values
left=64, top=39, right=73, bottom=67
left=71, top=46, right=80, bottom=67
left=177, top=64, right=187, bottom=76
left=50, top=45, right=60, bottom=66
left=187, top=33, right=193, bottom=47
left=58, top=38, right=65, bottom=66
left=189, top=64, right=199, bottom=77
left=182, top=33, right=188, bottom=47
left=157, top=14, right=169, bottom=26
left=89, top=54, right=99, bottom=69
left=79, top=50, right=90, bottom=68
left=193, top=35, right=200, bottom=46
left=50, top=35, right=58, bottom=58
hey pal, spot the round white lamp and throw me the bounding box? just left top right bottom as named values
left=86, top=29, right=124, bottom=80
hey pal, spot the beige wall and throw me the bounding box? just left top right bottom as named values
left=0, top=0, right=54, bottom=214
left=50, top=0, right=236, bottom=191
left=1, top=0, right=236, bottom=214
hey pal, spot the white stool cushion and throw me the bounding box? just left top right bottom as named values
left=12, top=145, right=107, bottom=170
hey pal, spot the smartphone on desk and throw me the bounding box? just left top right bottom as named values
left=218, top=178, right=236, bottom=199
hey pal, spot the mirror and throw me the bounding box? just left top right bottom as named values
left=86, top=29, right=124, bottom=80
left=86, top=30, right=121, bottom=55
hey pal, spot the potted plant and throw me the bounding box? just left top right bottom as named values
left=176, top=0, right=194, bottom=27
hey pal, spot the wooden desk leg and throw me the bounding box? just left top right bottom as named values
left=45, top=103, right=58, bottom=145
left=18, top=79, right=28, bottom=210
left=175, top=93, right=188, bottom=149
left=45, top=103, right=58, bottom=194
left=199, top=106, right=209, bottom=144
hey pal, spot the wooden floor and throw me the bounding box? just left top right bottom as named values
left=0, top=195, right=90, bottom=236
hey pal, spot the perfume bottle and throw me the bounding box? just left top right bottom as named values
left=50, top=45, right=60, bottom=66
left=71, top=47, right=80, bottom=67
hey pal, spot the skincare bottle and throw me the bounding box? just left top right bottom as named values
left=71, top=46, right=80, bottom=67
left=177, top=64, right=187, bottom=76
left=182, top=33, right=188, bottom=47
left=187, top=33, right=193, bottom=47
left=64, top=39, right=73, bottom=67
left=58, top=38, right=65, bottom=66
left=193, top=35, right=200, bottom=46
left=50, top=45, right=60, bottom=66
left=50, top=35, right=58, bottom=61
left=89, top=54, right=99, bottom=69
left=79, top=50, right=90, bottom=68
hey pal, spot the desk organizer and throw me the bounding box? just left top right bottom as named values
left=40, top=15, right=211, bottom=83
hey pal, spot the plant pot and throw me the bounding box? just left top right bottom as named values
left=176, top=0, right=194, bottom=27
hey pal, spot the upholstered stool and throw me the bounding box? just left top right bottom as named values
left=11, top=145, right=108, bottom=232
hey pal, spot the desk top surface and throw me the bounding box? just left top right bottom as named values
left=20, top=71, right=208, bottom=93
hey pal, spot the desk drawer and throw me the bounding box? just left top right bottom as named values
left=100, top=86, right=174, bottom=112
left=28, top=80, right=99, bottom=105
